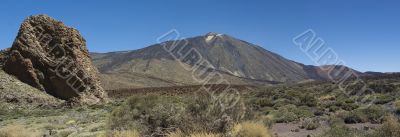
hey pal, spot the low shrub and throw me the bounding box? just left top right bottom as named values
left=369, top=115, right=400, bottom=137
left=362, top=105, right=386, bottom=123
left=369, top=83, right=396, bottom=93
left=271, top=111, right=298, bottom=123
left=186, top=93, right=248, bottom=133
left=108, top=95, right=187, bottom=135
left=269, top=105, right=313, bottom=123
left=314, top=107, right=325, bottom=116
left=108, top=94, right=248, bottom=136
left=340, top=102, right=359, bottom=111
left=374, top=94, right=395, bottom=104
left=272, top=99, right=291, bottom=109
left=328, top=105, right=340, bottom=112
left=343, top=105, right=386, bottom=124
left=255, top=97, right=274, bottom=107
left=318, top=126, right=366, bottom=137
left=299, top=93, right=318, bottom=107
left=343, top=111, right=368, bottom=124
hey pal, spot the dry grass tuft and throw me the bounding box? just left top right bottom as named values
left=97, top=130, right=140, bottom=137
left=0, top=125, right=40, bottom=137
left=167, top=130, right=221, bottom=137
left=231, top=121, right=271, bottom=137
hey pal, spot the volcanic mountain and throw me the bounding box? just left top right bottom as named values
left=92, top=32, right=361, bottom=89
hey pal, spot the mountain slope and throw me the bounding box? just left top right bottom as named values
left=92, top=32, right=361, bottom=89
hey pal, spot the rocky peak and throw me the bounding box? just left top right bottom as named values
left=204, top=32, right=224, bottom=43
left=3, top=15, right=107, bottom=104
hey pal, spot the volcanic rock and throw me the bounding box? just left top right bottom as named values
left=3, top=15, right=106, bottom=104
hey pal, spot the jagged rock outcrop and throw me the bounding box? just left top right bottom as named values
left=3, top=15, right=106, bottom=104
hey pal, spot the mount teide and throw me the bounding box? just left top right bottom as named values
left=91, top=32, right=361, bottom=89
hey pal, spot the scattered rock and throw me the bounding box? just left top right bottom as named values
left=3, top=15, right=107, bottom=104
left=0, top=48, right=9, bottom=67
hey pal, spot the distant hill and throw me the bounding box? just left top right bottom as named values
left=91, top=32, right=363, bottom=89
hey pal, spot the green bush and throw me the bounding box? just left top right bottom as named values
left=369, top=115, right=400, bottom=137
left=343, top=111, right=368, bottom=124
left=340, top=102, right=359, bottom=111
left=269, top=105, right=313, bottom=123
left=369, top=83, right=396, bottom=93
left=374, top=94, right=395, bottom=104
left=108, top=95, right=187, bottom=135
left=322, top=115, right=400, bottom=137
left=186, top=94, right=248, bottom=133
left=272, top=99, right=291, bottom=109
left=255, top=97, right=274, bottom=107
left=343, top=105, right=386, bottom=124
left=328, top=105, right=340, bottom=112
left=362, top=105, right=386, bottom=124
left=108, top=94, right=249, bottom=136
left=299, top=93, right=318, bottom=107
left=318, top=126, right=367, bottom=137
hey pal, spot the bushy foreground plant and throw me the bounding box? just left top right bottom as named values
left=107, top=94, right=249, bottom=136
left=343, top=105, right=386, bottom=124
left=108, top=95, right=187, bottom=135
left=318, top=125, right=367, bottom=137
left=321, top=115, right=400, bottom=137
left=268, top=104, right=314, bottom=123
left=368, top=115, right=400, bottom=137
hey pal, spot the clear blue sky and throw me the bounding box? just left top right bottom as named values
left=0, top=0, right=399, bottom=72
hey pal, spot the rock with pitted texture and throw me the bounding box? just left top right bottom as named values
left=3, top=15, right=106, bottom=104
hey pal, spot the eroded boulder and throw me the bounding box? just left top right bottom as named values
left=3, top=15, right=107, bottom=104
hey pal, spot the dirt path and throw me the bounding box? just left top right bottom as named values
left=271, top=121, right=381, bottom=137
left=271, top=121, right=329, bottom=137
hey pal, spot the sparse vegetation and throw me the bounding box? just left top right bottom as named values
left=370, top=115, right=400, bottom=137
left=1, top=72, right=399, bottom=137
left=107, top=94, right=248, bottom=136
left=320, top=114, right=400, bottom=137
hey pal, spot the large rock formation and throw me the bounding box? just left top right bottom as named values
left=3, top=15, right=106, bottom=104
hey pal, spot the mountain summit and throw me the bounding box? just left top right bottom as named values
left=92, top=33, right=359, bottom=89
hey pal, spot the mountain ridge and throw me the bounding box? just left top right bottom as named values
left=91, top=32, right=364, bottom=89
